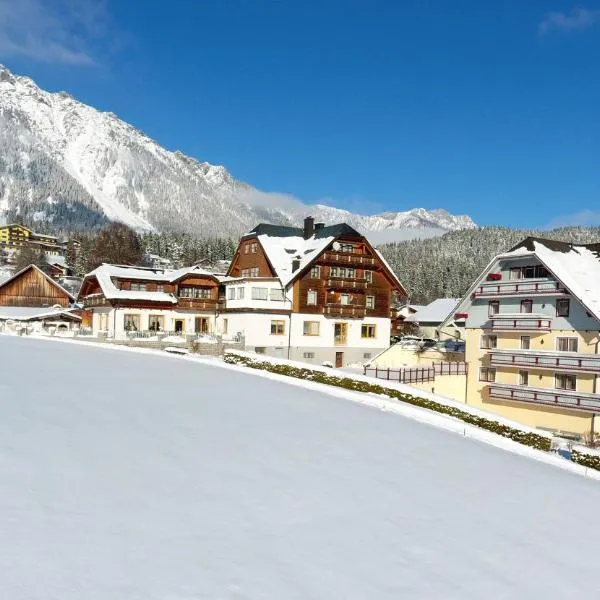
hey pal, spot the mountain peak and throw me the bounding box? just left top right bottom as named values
left=0, top=66, right=476, bottom=241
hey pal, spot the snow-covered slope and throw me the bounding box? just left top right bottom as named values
left=1, top=336, right=600, bottom=599
left=0, top=64, right=476, bottom=238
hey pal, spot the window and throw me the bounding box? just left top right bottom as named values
left=148, top=315, right=164, bottom=332
left=340, top=294, right=350, bottom=305
left=519, top=370, right=529, bottom=386
left=520, top=299, right=533, bottom=314
left=479, top=367, right=496, bottom=382
left=555, top=373, right=576, bottom=391
left=480, top=334, right=497, bottom=349
left=363, top=353, right=372, bottom=359
left=488, top=301, right=499, bottom=317
left=303, top=352, right=315, bottom=359
left=340, top=243, right=354, bottom=253
left=270, top=320, right=285, bottom=335
left=269, top=288, right=284, bottom=301
left=307, top=290, right=317, bottom=305
left=366, top=295, right=375, bottom=309
left=310, top=265, right=321, bottom=279
left=361, top=324, right=376, bottom=338
left=523, top=266, right=535, bottom=279
left=556, top=299, right=570, bottom=317
left=251, top=242, right=258, bottom=254
left=252, top=287, right=268, bottom=300
left=222, top=318, right=228, bottom=334
left=520, top=336, right=531, bottom=350
left=244, top=244, right=249, bottom=254
left=338, top=267, right=347, bottom=278
left=241, top=269, right=249, bottom=278
left=156, top=284, right=164, bottom=293
left=227, top=287, right=235, bottom=300
left=180, top=286, right=211, bottom=299
left=255, top=347, right=266, bottom=354
left=303, top=321, right=320, bottom=336
left=236, top=287, right=245, bottom=300
left=364, top=270, right=373, bottom=283
left=329, top=266, right=339, bottom=278
left=124, top=314, right=140, bottom=332
left=130, top=282, right=147, bottom=292
left=509, top=267, right=521, bottom=281
left=557, top=337, right=578, bottom=352
left=250, top=267, right=260, bottom=278
left=347, top=268, right=356, bottom=278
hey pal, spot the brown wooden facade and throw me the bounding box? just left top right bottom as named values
left=227, top=223, right=407, bottom=320
left=0, top=265, right=75, bottom=308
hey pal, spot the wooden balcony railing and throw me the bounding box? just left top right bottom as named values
left=488, top=383, right=600, bottom=413
left=489, top=350, right=600, bottom=374
left=324, top=304, right=366, bottom=318
left=82, top=294, right=108, bottom=308
left=321, top=252, right=376, bottom=266
left=176, top=298, right=219, bottom=310
left=489, top=314, right=552, bottom=331
left=473, top=279, right=567, bottom=298
left=326, top=278, right=368, bottom=290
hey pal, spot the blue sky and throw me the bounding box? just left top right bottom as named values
left=1, top=0, right=599, bottom=228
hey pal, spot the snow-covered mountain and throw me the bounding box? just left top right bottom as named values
left=0, top=64, right=476, bottom=239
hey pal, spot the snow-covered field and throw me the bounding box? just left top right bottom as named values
left=2, top=336, right=600, bottom=599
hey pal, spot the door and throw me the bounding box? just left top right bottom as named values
left=174, top=319, right=184, bottom=333
left=334, top=322, right=348, bottom=345
left=335, top=352, right=344, bottom=368
left=195, top=317, right=209, bottom=333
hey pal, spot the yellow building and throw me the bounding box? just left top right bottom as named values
left=0, top=224, right=62, bottom=255
left=440, top=237, right=600, bottom=442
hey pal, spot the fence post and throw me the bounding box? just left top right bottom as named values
left=375, top=366, right=378, bottom=379
left=387, top=367, right=390, bottom=381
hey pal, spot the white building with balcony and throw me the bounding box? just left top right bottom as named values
left=439, top=236, right=600, bottom=441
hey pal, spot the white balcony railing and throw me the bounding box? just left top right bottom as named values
left=489, top=349, right=600, bottom=374
left=488, top=383, right=600, bottom=413
left=489, top=314, right=552, bottom=331
left=473, top=279, right=567, bottom=298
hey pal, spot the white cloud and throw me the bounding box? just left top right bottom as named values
left=545, top=209, right=600, bottom=228
left=539, top=6, right=600, bottom=35
left=0, top=0, right=111, bottom=65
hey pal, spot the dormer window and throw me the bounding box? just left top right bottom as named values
left=340, top=243, right=354, bottom=253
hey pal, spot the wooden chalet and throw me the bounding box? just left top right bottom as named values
left=227, top=217, right=407, bottom=321
left=78, top=264, right=223, bottom=336
left=0, top=264, right=75, bottom=308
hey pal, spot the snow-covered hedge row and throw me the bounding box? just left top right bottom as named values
left=224, top=351, right=552, bottom=453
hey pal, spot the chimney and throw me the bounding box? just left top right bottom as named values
left=314, top=222, right=325, bottom=231
left=303, top=216, right=315, bottom=240
left=292, top=259, right=301, bottom=272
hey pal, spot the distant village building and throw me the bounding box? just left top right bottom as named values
left=440, top=237, right=600, bottom=442
left=405, top=298, right=460, bottom=339
left=0, top=224, right=66, bottom=256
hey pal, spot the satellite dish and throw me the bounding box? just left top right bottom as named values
left=332, top=241, right=341, bottom=251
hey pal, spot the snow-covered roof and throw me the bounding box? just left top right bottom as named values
left=406, top=298, right=460, bottom=324
left=518, top=238, right=600, bottom=323
left=247, top=222, right=406, bottom=291
left=83, top=264, right=221, bottom=303
left=0, top=306, right=81, bottom=321
left=256, top=232, right=335, bottom=287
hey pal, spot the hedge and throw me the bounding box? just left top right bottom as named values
left=224, top=352, right=552, bottom=453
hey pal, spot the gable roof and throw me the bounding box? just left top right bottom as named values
left=245, top=222, right=406, bottom=291
left=79, top=264, right=222, bottom=304
left=0, top=306, right=81, bottom=321
left=441, top=237, right=600, bottom=330
left=0, top=264, right=75, bottom=303
left=406, top=298, right=460, bottom=324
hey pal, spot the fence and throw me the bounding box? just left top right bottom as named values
left=363, top=362, right=468, bottom=384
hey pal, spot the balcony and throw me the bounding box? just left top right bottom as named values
left=488, top=383, right=600, bottom=413
left=176, top=298, right=220, bottom=311
left=82, top=294, right=108, bottom=308
left=324, top=303, right=366, bottom=318
left=489, top=349, right=600, bottom=374
left=489, top=314, right=552, bottom=332
left=473, top=278, right=567, bottom=299
left=326, top=278, right=368, bottom=291
left=321, top=252, right=376, bottom=266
